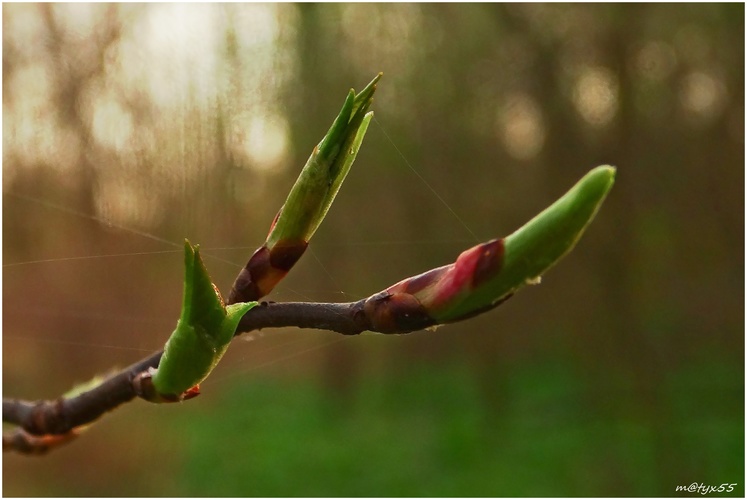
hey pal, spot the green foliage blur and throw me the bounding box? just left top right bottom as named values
left=3, top=3, right=743, bottom=497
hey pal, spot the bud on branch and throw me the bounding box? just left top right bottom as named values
left=135, top=241, right=256, bottom=403
left=360, top=166, right=616, bottom=332
left=3, top=73, right=616, bottom=456
left=228, top=73, right=382, bottom=304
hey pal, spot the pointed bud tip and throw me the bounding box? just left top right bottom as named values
left=591, top=164, right=616, bottom=185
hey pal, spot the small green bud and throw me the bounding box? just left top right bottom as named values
left=142, top=241, right=256, bottom=402
left=228, top=73, right=382, bottom=304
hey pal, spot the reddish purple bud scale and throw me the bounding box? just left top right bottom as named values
left=269, top=239, right=308, bottom=271
left=396, top=266, right=449, bottom=295
left=362, top=291, right=436, bottom=333
left=384, top=239, right=505, bottom=310
left=359, top=239, right=505, bottom=333
left=227, top=240, right=308, bottom=304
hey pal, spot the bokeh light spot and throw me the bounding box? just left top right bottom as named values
left=497, top=93, right=546, bottom=161
left=573, top=66, right=619, bottom=127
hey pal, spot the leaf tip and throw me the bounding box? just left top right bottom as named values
left=591, top=164, right=616, bottom=187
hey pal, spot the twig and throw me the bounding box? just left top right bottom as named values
left=3, top=165, right=615, bottom=455
left=3, top=428, right=80, bottom=455
left=1, top=299, right=381, bottom=451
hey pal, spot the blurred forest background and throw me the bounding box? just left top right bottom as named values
left=3, top=3, right=744, bottom=497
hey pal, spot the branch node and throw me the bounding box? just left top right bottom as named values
left=133, top=369, right=200, bottom=404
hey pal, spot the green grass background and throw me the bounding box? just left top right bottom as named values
left=7, top=353, right=742, bottom=497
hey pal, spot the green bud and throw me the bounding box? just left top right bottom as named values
left=361, top=166, right=616, bottom=330
left=229, top=73, right=381, bottom=304
left=435, top=165, right=616, bottom=322
left=267, top=73, right=381, bottom=248
left=147, top=241, right=256, bottom=401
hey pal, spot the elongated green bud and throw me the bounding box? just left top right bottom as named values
left=228, top=73, right=382, bottom=304
left=361, top=166, right=616, bottom=332
left=137, top=241, right=257, bottom=402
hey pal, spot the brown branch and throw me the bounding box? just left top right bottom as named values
left=4, top=164, right=614, bottom=454
left=3, top=428, right=80, bottom=455
left=3, top=351, right=162, bottom=434
left=3, top=165, right=614, bottom=454
left=236, top=300, right=370, bottom=335
left=3, top=297, right=436, bottom=451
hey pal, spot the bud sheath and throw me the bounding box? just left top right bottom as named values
left=360, top=166, right=616, bottom=331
